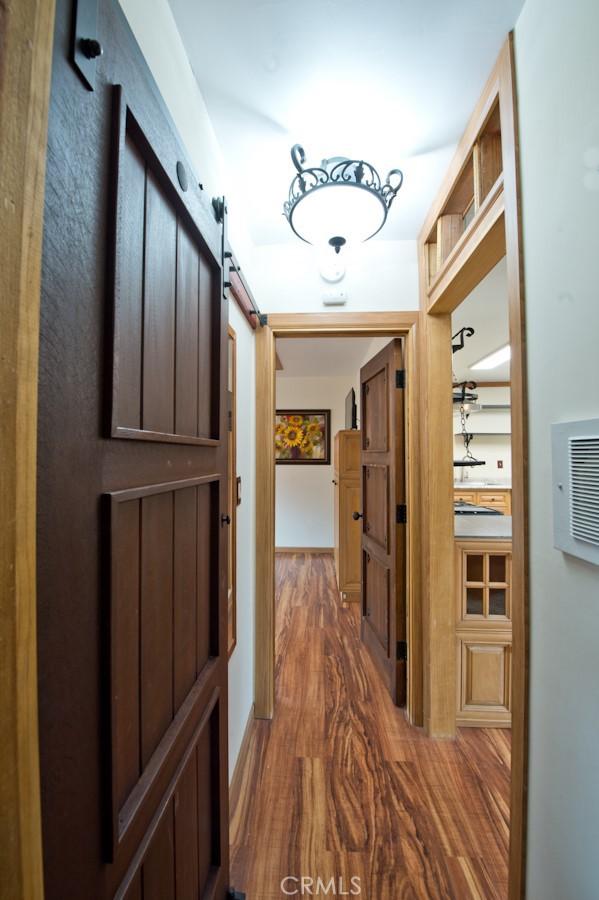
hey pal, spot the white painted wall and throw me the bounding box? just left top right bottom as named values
left=119, top=0, right=256, bottom=778
left=245, top=239, right=419, bottom=313
left=275, top=376, right=352, bottom=548
left=453, top=387, right=512, bottom=484
left=275, top=337, right=389, bottom=548
left=515, top=1, right=599, bottom=897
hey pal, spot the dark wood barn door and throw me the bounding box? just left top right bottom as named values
left=37, top=1, right=233, bottom=897
left=358, top=339, right=408, bottom=705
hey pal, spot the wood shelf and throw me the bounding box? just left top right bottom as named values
left=425, top=96, right=504, bottom=293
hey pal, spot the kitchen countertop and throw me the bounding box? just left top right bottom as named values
left=454, top=482, right=512, bottom=490
left=454, top=515, right=512, bottom=540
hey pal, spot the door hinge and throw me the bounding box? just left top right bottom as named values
left=396, top=504, right=407, bottom=524
left=396, top=640, right=408, bottom=662
left=396, top=369, right=406, bottom=389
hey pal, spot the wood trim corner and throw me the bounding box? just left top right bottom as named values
left=500, top=33, right=529, bottom=900
left=0, top=0, right=56, bottom=896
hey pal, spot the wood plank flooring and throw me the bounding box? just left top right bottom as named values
left=230, top=553, right=511, bottom=899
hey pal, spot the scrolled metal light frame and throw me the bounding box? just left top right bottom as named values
left=283, top=143, right=404, bottom=245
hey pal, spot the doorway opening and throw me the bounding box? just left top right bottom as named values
left=253, top=313, right=422, bottom=726
left=274, top=334, right=404, bottom=700
left=451, top=258, right=514, bottom=727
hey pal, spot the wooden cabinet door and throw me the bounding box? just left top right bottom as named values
left=458, top=637, right=512, bottom=722
left=359, top=340, right=407, bottom=705
left=37, top=1, right=231, bottom=897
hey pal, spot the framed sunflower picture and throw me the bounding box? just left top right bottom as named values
left=275, top=409, right=331, bottom=465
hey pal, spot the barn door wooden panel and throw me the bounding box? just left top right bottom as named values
left=37, top=0, right=232, bottom=897
left=111, top=87, right=220, bottom=446
left=358, top=339, right=407, bottom=705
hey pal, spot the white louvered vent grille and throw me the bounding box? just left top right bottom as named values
left=569, top=436, right=599, bottom=547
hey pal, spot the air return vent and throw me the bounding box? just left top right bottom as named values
left=552, top=420, right=599, bottom=566
left=569, top=437, right=599, bottom=546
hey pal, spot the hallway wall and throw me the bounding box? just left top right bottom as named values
left=275, top=376, right=351, bottom=549
left=515, top=1, right=599, bottom=897
left=119, top=0, right=256, bottom=779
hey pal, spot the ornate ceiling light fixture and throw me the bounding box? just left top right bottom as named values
left=283, top=144, right=403, bottom=253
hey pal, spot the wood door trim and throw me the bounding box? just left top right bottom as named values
left=274, top=547, right=335, bottom=554
left=269, top=311, right=419, bottom=335
left=417, top=35, right=528, bottom=900
left=0, top=1, right=56, bottom=896
left=255, top=313, right=422, bottom=727
left=228, top=325, right=238, bottom=658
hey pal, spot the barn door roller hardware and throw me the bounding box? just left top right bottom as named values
left=224, top=247, right=267, bottom=327
left=213, top=195, right=266, bottom=326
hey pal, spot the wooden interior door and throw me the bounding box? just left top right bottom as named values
left=37, top=1, right=234, bottom=897
left=358, top=339, right=407, bottom=705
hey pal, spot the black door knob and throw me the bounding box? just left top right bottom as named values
left=221, top=514, right=231, bottom=526
left=352, top=511, right=363, bottom=520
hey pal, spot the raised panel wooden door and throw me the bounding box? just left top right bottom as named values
left=37, top=1, right=231, bottom=897
left=359, top=340, right=407, bottom=704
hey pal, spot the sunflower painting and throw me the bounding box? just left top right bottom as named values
left=275, top=409, right=331, bottom=464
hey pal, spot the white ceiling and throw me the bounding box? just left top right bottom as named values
left=276, top=336, right=388, bottom=377
left=451, top=257, right=510, bottom=382
left=169, top=0, right=524, bottom=246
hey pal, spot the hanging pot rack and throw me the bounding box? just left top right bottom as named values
left=452, top=379, right=486, bottom=468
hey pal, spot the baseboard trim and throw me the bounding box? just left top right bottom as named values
left=275, top=547, right=334, bottom=554
left=230, top=702, right=255, bottom=791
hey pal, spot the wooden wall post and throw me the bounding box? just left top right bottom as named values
left=419, top=311, right=456, bottom=737
left=254, top=324, right=276, bottom=718
left=0, top=0, right=56, bottom=896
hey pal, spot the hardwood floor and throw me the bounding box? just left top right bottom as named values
left=230, top=553, right=511, bottom=899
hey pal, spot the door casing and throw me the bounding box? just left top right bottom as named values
left=0, top=1, right=56, bottom=896
left=254, top=312, right=423, bottom=727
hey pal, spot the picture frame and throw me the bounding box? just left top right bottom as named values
left=275, top=409, right=331, bottom=465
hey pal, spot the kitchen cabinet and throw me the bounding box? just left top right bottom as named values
left=333, top=430, right=361, bottom=601
left=454, top=488, right=511, bottom=515
left=455, top=538, right=512, bottom=727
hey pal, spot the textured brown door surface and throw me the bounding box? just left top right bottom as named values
left=358, top=340, right=407, bottom=704
left=37, top=1, right=231, bottom=897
